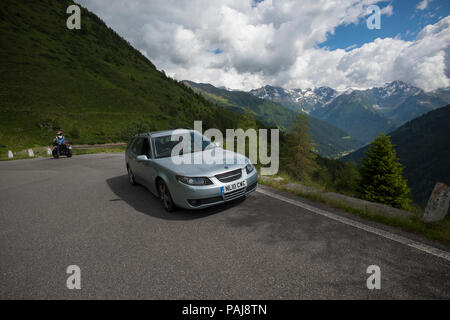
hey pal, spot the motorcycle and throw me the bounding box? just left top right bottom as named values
left=52, top=140, right=72, bottom=158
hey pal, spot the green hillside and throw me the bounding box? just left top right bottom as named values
left=311, top=91, right=397, bottom=143
left=183, top=81, right=364, bottom=158
left=0, top=0, right=262, bottom=155
left=386, top=92, right=449, bottom=125
left=345, top=105, right=450, bottom=205
left=182, top=81, right=293, bottom=129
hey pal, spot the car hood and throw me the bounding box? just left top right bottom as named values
left=154, top=148, right=248, bottom=177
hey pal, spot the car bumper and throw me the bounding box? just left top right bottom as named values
left=170, top=170, right=258, bottom=210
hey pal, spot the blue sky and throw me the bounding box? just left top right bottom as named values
left=320, top=0, right=450, bottom=51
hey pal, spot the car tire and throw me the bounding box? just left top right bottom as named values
left=127, top=166, right=137, bottom=186
left=158, top=180, right=176, bottom=212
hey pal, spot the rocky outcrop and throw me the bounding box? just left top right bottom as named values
left=422, top=183, right=450, bottom=222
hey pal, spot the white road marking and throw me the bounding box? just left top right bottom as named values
left=256, top=188, right=450, bottom=262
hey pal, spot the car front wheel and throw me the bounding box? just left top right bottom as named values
left=158, top=180, right=175, bottom=212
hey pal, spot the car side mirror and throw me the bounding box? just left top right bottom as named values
left=136, top=155, right=149, bottom=161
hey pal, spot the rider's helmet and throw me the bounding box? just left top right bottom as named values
left=56, top=130, right=63, bottom=139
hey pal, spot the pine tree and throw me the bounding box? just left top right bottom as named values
left=359, top=134, right=411, bottom=209
left=283, top=113, right=318, bottom=182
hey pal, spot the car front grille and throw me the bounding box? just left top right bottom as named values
left=215, top=168, right=242, bottom=183
left=224, top=181, right=257, bottom=201
left=223, top=187, right=247, bottom=201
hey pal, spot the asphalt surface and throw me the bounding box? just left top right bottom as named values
left=0, top=153, right=449, bottom=299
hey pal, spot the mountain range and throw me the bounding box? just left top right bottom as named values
left=182, top=80, right=364, bottom=158
left=345, top=105, right=450, bottom=205
left=250, top=81, right=450, bottom=143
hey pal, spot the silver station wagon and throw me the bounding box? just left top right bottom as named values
left=125, top=129, right=258, bottom=211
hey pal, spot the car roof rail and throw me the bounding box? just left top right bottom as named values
left=133, top=132, right=151, bottom=137
left=162, top=127, right=192, bottom=131
left=142, top=128, right=194, bottom=138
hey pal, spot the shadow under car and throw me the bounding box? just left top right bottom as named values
left=106, top=174, right=247, bottom=221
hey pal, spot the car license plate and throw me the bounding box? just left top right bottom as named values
left=221, top=180, right=246, bottom=194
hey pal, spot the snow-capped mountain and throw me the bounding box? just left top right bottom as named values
left=372, top=80, right=422, bottom=97
left=249, top=85, right=338, bottom=113
left=250, top=81, right=450, bottom=143
left=366, top=81, right=423, bottom=111
left=250, top=81, right=431, bottom=114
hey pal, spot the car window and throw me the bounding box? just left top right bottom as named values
left=141, top=138, right=152, bottom=158
left=153, top=132, right=212, bottom=159
left=127, top=138, right=135, bottom=151
left=132, top=138, right=143, bottom=155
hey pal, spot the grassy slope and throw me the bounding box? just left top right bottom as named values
left=0, top=0, right=262, bottom=154
left=345, top=105, right=450, bottom=205
left=183, top=81, right=364, bottom=158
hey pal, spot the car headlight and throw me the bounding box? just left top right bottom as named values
left=176, top=175, right=213, bottom=186
left=245, top=163, right=254, bottom=174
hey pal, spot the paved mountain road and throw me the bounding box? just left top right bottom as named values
left=0, top=153, right=449, bottom=299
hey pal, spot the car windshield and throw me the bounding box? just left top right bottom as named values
left=152, top=131, right=213, bottom=159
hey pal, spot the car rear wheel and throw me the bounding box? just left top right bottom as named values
left=127, top=166, right=136, bottom=186
left=158, top=180, right=175, bottom=212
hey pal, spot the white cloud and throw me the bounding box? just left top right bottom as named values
left=381, top=4, right=394, bottom=17
left=416, top=0, right=431, bottom=11
left=393, top=15, right=450, bottom=90
left=76, top=0, right=449, bottom=91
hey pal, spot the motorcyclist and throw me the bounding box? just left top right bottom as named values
left=53, top=130, right=65, bottom=156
